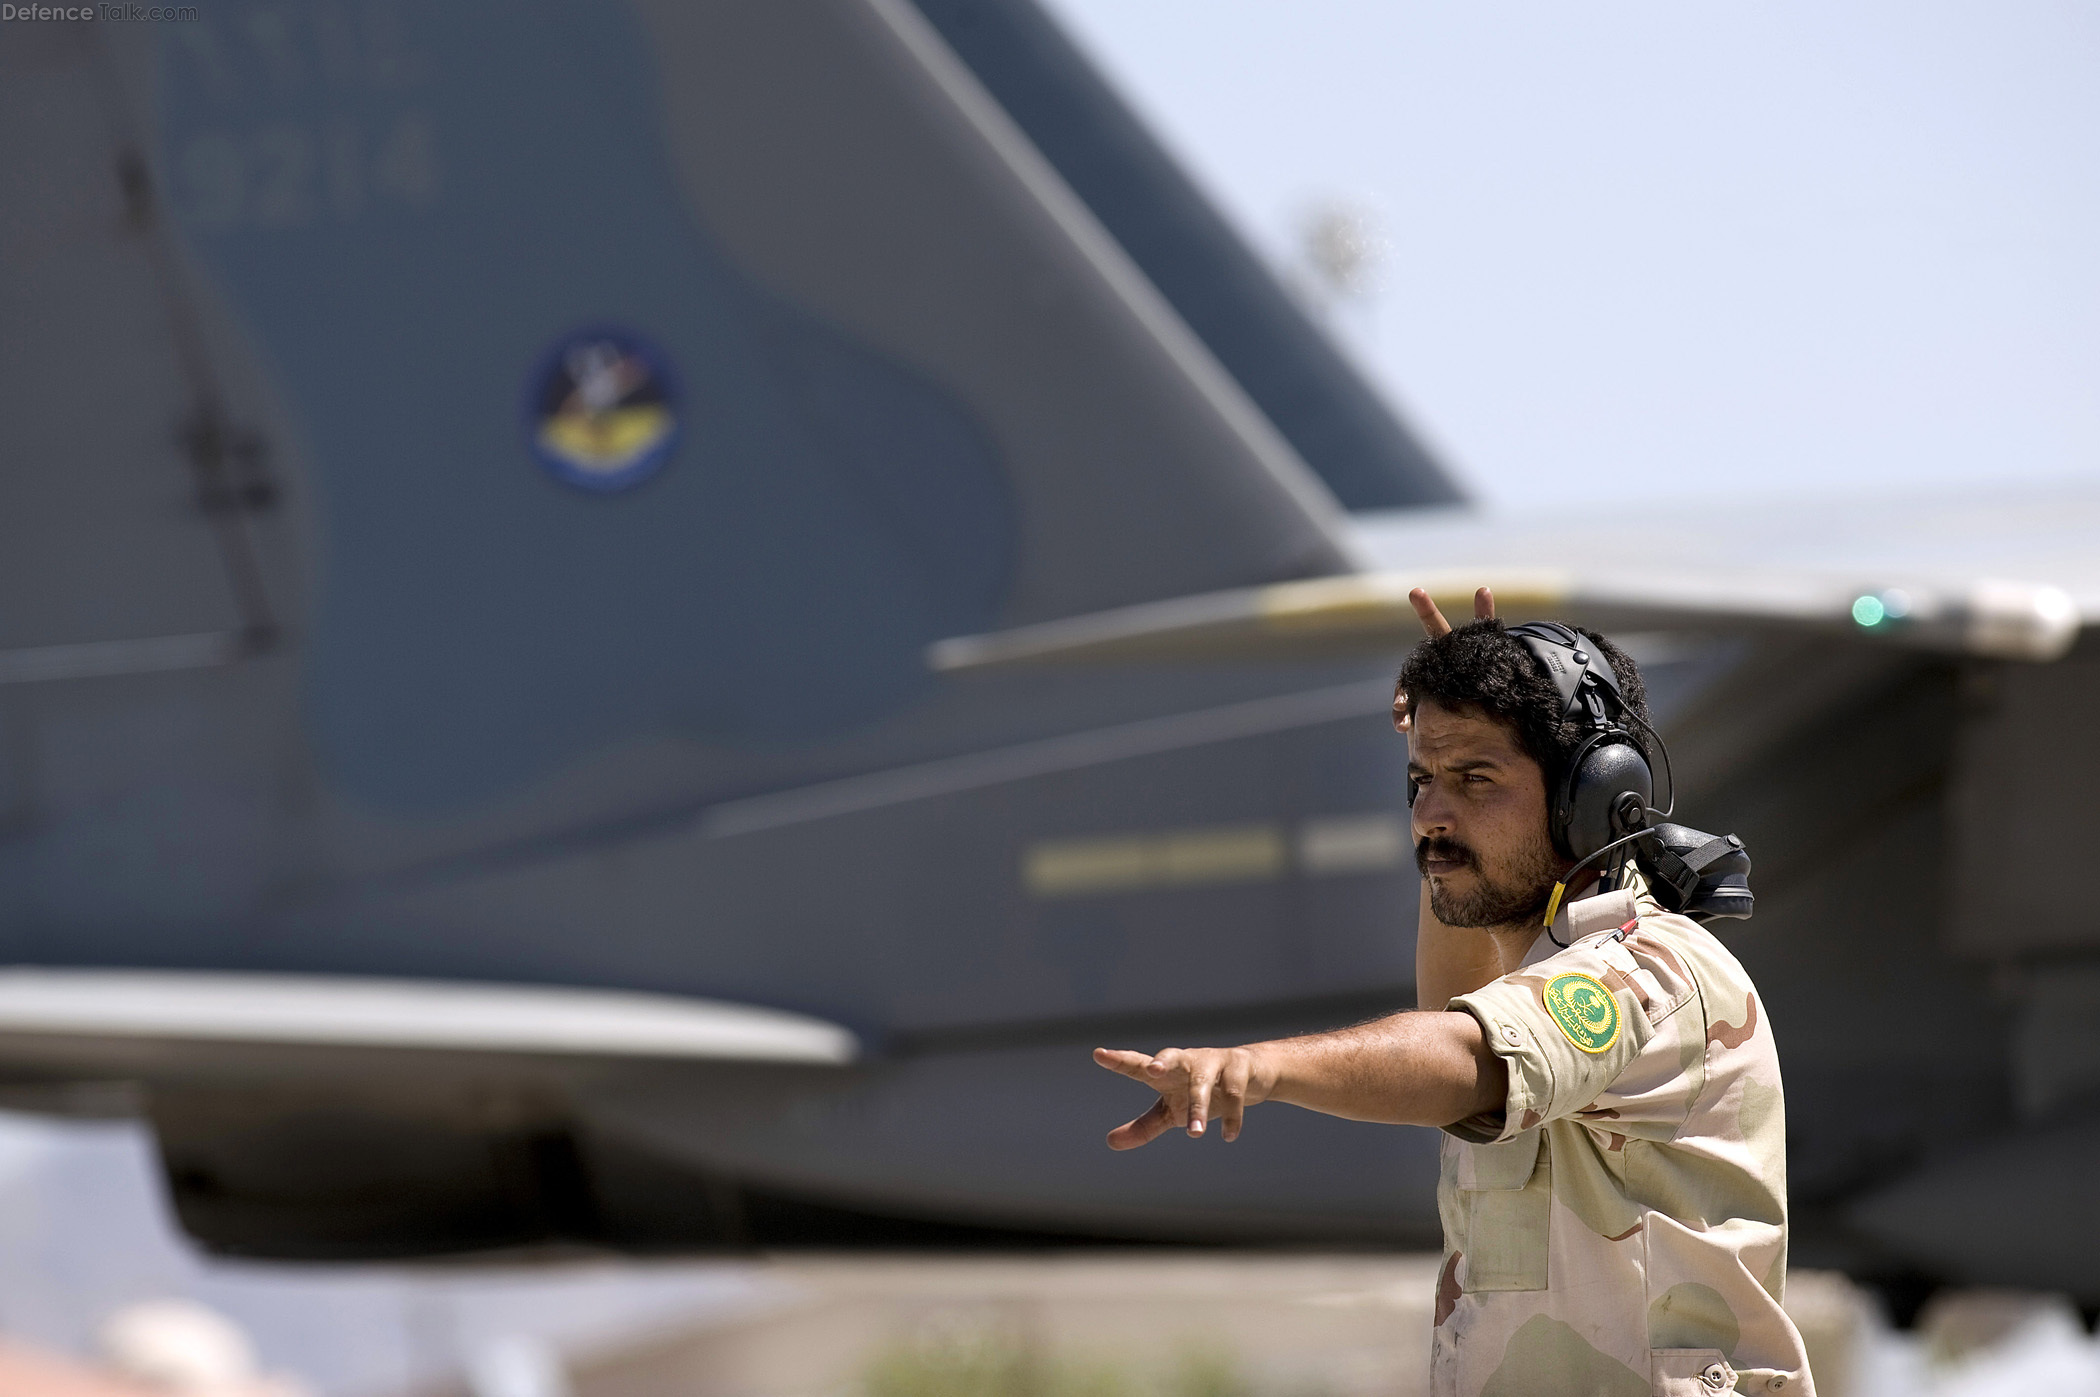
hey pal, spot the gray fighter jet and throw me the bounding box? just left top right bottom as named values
left=1, top=0, right=2094, bottom=1303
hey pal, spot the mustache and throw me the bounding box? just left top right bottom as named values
left=1415, top=836, right=1476, bottom=875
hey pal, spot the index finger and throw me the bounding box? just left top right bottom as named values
left=1093, top=1047, right=1156, bottom=1081
left=1407, top=586, right=1498, bottom=640
left=1408, top=588, right=1454, bottom=639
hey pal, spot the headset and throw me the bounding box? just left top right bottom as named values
left=1410, top=621, right=1754, bottom=937
left=1503, top=623, right=1655, bottom=863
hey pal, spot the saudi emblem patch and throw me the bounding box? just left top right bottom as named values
left=527, top=329, right=679, bottom=492
left=1542, top=972, right=1621, bottom=1055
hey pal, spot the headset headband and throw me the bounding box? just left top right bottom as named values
left=1503, top=621, right=1627, bottom=729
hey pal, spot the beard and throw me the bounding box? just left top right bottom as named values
left=1415, top=833, right=1562, bottom=928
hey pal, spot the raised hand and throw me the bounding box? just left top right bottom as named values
left=1092, top=1045, right=1272, bottom=1147
left=1393, top=586, right=1496, bottom=733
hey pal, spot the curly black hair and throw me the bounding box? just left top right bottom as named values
left=1397, top=620, right=1649, bottom=785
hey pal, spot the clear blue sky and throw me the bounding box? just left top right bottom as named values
left=1039, top=0, right=2100, bottom=510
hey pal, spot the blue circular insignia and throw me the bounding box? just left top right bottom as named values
left=526, top=329, right=680, bottom=492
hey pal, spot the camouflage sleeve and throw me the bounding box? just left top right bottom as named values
left=1443, top=929, right=1701, bottom=1144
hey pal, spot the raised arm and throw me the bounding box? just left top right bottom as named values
left=1416, top=882, right=1507, bottom=1011
left=1092, top=1010, right=1506, bottom=1148
left=1399, top=586, right=1505, bottom=1010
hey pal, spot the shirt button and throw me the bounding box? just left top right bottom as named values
left=1772, top=1378, right=1788, bottom=1390
left=1700, top=1364, right=1729, bottom=1390
left=1500, top=1025, right=1521, bottom=1045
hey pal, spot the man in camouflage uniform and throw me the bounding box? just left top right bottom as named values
left=1094, top=589, right=1810, bottom=1396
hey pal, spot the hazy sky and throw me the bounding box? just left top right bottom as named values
left=1037, top=1, right=2100, bottom=510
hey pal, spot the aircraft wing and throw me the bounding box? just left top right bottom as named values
left=931, top=485, right=2096, bottom=670
left=0, top=971, right=858, bottom=1083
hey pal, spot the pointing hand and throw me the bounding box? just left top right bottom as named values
left=1092, top=1045, right=1274, bottom=1148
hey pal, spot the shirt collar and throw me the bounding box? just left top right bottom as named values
left=1517, top=876, right=1644, bottom=968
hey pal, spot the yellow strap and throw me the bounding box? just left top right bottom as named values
left=1541, top=881, right=1569, bottom=930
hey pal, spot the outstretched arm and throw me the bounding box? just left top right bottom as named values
left=1095, top=581, right=1516, bottom=1153
left=1092, top=1010, right=1505, bottom=1149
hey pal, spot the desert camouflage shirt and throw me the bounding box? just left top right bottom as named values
left=1430, top=876, right=1811, bottom=1397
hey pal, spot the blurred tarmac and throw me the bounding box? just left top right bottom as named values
left=549, top=1254, right=1448, bottom=1397
left=540, top=1263, right=2100, bottom=1397
left=5, top=1109, right=2100, bottom=1397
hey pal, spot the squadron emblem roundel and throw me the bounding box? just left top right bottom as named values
left=1542, top=972, right=1621, bottom=1055
left=526, top=328, right=680, bottom=493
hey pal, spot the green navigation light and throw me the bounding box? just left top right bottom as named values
left=1852, top=594, right=1886, bottom=627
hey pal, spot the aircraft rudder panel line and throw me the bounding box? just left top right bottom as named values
left=0, top=26, right=304, bottom=668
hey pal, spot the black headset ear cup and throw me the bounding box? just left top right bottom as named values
left=1557, top=739, right=1655, bottom=862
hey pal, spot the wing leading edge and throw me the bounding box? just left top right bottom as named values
left=0, top=970, right=858, bottom=1067
left=930, top=568, right=2080, bottom=671
left=933, top=487, right=2098, bottom=670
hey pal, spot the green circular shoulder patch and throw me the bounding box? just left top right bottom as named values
left=1542, top=972, right=1622, bottom=1054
